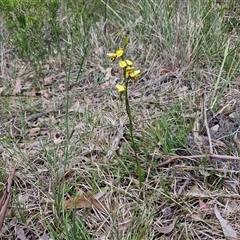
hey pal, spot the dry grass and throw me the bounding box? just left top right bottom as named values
left=0, top=0, right=240, bottom=239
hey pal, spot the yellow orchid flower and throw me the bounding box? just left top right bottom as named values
left=116, top=84, right=126, bottom=92
left=107, top=48, right=124, bottom=61
left=126, top=66, right=134, bottom=75
left=119, top=60, right=127, bottom=68
left=129, top=69, right=140, bottom=80
left=125, top=60, right=133, bottom=66
left=116, top=48, right=124, bottom=57
left=119, top=59, right=133, bottom=68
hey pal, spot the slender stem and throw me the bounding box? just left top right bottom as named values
left=103, top=0, right=108, bottom=35
left=123, top=68, right=143, bottom=188
left=116, top=36, right=143, bottom=189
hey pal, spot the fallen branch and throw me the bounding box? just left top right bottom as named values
left=0, top=165, right=17, bottom=230
left=157, top=154, right=240, bottom=168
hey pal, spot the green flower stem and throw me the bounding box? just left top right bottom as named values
left=123, top=68, right=143, bottom=188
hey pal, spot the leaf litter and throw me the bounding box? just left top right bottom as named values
left=1, top=3, right=240, bottom=240
left=214, top=205, right=237, bottom=240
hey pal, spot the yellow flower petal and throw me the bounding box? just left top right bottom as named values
left=116, top=48, right=124, bottom=57
left=126, top=66, right=133, bottom=70
left=129, top=70, right=140, bottom=80
left=107, top=52, right=117, bottom=61
left=116, top=84, right=126, bottom=92
left=119, top=61, right=127, bottom=68
left=126, top=66, right=134, bottom=74
left=125, top=60, right=133, bottom=66
left=133, top=69, right=140, bottom=75
left=107, top=53, right=116, bottom=57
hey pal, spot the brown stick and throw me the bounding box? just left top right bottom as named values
left=203, top=99, right=213, bottom=154
left=157, top=154, right=240, bottom=168
left=0, top=165, right=17, bottom=230
left=157, top=155, right=205, bottom=167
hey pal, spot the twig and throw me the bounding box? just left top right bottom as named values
left=210, top=154, right=240, bottom=160
left=218, top=126, right=240, bottom=140
left=203, top=98, right=213, bottom=154
left=0, top=165, right=17, bottom=230
left=157, top=155, right=205, bottom=167
left=157, top=154, right=240, bottom=168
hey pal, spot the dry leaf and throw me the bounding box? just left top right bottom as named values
left=187, top=185, right=209, bottom=198
left=13, top=78, right=22, bottom=94
left=12, top=63, right=29, bottom=95
left=38, top=233, right=51, bottom=240
left=40, top=129, right=50, bottom=137
left=64, top=169, right=75, bottom=179
left=53, top=133, right=64, bottom=144
left=9, top=218, right=28, bottom=240
left=224, top=200, right=240, bottom=216
left=63, top=194, right=107, bottom=212
left=27, top=127, right=41, bottom=138
left=31, top=87, right=36, bottom=96
left=214, top=205, right=237, bottom=240
left=84, top=95, right=92, bottom=104
left=15, top=227, right=27, bottom=240
left=42, top=76, right=55, bottom=85
left=42, top=89, right=50, bottom=99
left=154, top=217, right=177, bottom=234
left=199, top=199, right=212, bottom=213
left=158, top=67, right=172, bottom=75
